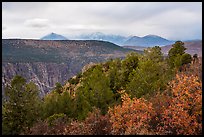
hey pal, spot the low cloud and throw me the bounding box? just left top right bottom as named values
left=24, top=18, right=50, bottom=28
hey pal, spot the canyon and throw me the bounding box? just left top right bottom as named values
left=2, top=39, right=136, bottom=97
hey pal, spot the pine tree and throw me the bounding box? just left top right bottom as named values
left=2, top=75, right=41, bottom=135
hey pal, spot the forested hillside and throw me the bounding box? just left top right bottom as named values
left=2, top=41, right=202, bottom=135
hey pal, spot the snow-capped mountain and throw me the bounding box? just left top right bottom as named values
left=40, top=32, right=175, bottom=47
left=74, top=32, right=174, bottom=47
left=41, top=32, right=68, bottom=40
left=123, top=34, right=175, bottom=47
left=76, top=32, right=129, bottom=45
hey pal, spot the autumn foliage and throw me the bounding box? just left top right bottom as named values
left=156, top=73, right=202, bottom=135
left=108, top=73, right=202, bottom=135
left=108, top=91, right=155, bottom=135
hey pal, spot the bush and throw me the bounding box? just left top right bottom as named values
left=156, top=73, right=202, bottom=135
left=108, top=91, right=155, bottom=135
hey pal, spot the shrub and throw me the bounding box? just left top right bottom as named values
left=156, top=73, right=202, bottom=135
left=108, top=92, right=155, bottom=135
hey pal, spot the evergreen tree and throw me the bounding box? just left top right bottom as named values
left=120, top=52, right=139, bottom=87
left=73, top=90, right=92, bottom=120
left=144, top=46, right=163, bottom=62
left=78, top=65, right=114, bottom=115
left=2, top=75, right=41, bottom=135
left=127, top=60, right=168, bottom=98
left=126, top=47, right=173, bottom=98
left=168, top=41, right=186, bottom=68
left=41, top=91, right=60, bottom=119
left=58, top=91, right=73, bottom=117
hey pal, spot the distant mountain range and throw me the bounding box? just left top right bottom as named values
left=75, top=32, right=129, bottom=45
left=41, top=32, right=68, bottom=40
left=40, top=32, right=201, bottom=48
left=73, top=32, right=175, bottom=46
left=123, top=35, right=175, bottom=47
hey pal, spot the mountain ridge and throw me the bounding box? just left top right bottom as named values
left=124, top=34, right=175, bottom=47
left=41, top=32, right=68, bottom=40
left=71, top=32, right=175, bottom=46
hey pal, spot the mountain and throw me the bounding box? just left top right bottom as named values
left=40, top=32, right=68, bottom=40
left=123, top=34, right=174, bottom=47
left=161, top=40, right=202, bottom=57
left=2, top=39, right=139, bottom=96
left=75, top=32, right=129, bottom=45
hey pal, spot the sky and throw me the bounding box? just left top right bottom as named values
left=2, top=2, right=202, bottom=41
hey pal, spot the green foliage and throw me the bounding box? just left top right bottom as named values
left=125, top=47, right=172, bottom=98
left=127, top=60, right=170, bottom=98
left=41, top=91, right=73, bottom=120
left=120, top=52, right=139, bottom=87
left=181, top=53, right=192, bottom=65
left=168, top=41, right=187, bottom=68
left=107, top=60, right=122, bottom=87
left=168, top=41, right=186, bottom=58
left=58, top=91, right=73, bottom=116
left=78, top=65, right=114, bottom=115
left=173, top=54, right=183, bottom=68
left=2, top=75, right=41, bottom=135
left=122, top=52, right=139, bottom=72
left=73, top=90, right=92, bottom=120
left=144, top=46, right=163, bottom=62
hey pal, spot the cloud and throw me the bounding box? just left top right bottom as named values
left=2, top=2, right=202, bottom=40
left=24, top=18, right=50, bottom=28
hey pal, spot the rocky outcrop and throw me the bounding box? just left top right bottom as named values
left=2, top=62, right=71, bottom=97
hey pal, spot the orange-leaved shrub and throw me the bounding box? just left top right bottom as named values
left=108, top=73, right=202, bottom=135
left=156, top=73, right=202, bottom=135
left=147, top=91, right=172, bottom=133
left=108, top=91, right=155, bottom=135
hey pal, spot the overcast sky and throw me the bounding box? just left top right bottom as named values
left=2, top=2, right=202, bottom=41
